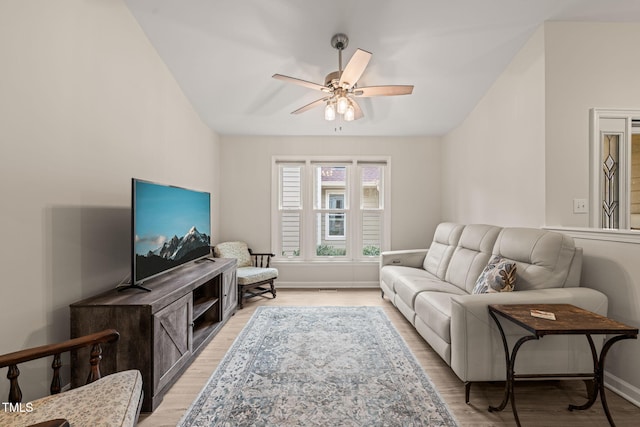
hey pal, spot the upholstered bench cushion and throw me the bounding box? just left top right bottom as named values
left=0, top=370, right=142, bottom=427
left=237, top=267, right=278, bottom=285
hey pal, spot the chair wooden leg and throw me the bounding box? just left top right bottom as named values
left=236, top=280, right=276, bottom=308
left=238, top=287, right=244, bottom=309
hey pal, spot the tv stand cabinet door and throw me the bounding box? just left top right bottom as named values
left=222, top=268, right=237, bottom=320
left=153, top=293, right=192, bottom=395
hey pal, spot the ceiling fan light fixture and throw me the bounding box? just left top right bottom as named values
left=344, top=103, right=355, bottom=122
left=324, top=102, right=336, bottom=121
left=336, top=95, right=349, bottom=115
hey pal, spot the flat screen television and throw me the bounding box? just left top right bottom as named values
left=129, top=178, right=212, bottom=289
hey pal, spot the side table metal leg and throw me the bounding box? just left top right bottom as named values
left=487, top=310, right=511, bottom=412
left=568, top=334, right=599, bottom=411
left=567, top=334, right=635, bottom=426
left=490, top=335, right=536, bottom=426
left=488, top=310, right=538, bottom=427
left=598, top=335, right=635, bottom=427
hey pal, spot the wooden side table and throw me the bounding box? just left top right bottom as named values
left=488, top=303, right=638, bottom=427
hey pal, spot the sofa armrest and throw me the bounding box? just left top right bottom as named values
left=449, top=287, right=609, bottom=382
left=380, top=249, right=428, bottom=269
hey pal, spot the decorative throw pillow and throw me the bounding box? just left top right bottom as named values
left=472, top=256, right=517, bottom=294
left=214, top=241, right=253, bottom=268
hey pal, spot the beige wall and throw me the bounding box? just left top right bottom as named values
left=441, top=26, right=546, bottom=227
left=544, top=21, right=640, bottom=404
left=219, top=135, right=441, bottom=286
left=545, top=22, right=640, bottom=227
left=442, top=22, right=640, bottom=405
left=563, top=232, right=640, bottom=404
left=0, top=0, right=219, bottom=400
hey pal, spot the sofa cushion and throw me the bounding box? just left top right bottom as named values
left=414, top=292, right=455, bottom=345
left=380, top=265, right=428, bottom=293
left=472, top=256, right=517, bottom=294
left=0, top=370, right=142, bottom=427
left=492, top=228, right=576, bottom=290
left=422, top=223, right=464, bottom=279
left=445, top=224, right=502, bottom=293
left=395, top=275, right=466, bottom=310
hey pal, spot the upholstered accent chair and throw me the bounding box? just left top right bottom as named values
left=214, top=241, right=278, bottom=309
left=0, top=329, right=142, bottom=427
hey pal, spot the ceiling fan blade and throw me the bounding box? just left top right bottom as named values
left=353, top=85, right=414, bottom=97
left=273, top=74, right=330, bottom=92
left=339, top=49, right=372, bottom=90
left=351, top=99, right=364, bottom=120
left=291, top=97, right=330, bottom=114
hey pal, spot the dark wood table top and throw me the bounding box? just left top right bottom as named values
left=489, top=304, right=639, bottom=337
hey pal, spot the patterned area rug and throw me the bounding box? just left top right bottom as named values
left=178, top=306, right=458, bottom=426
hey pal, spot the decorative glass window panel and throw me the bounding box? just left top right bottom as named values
left=601, top=134, right=620, bottom=229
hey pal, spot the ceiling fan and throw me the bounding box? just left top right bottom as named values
left=273, top=33, right=414, bottom=122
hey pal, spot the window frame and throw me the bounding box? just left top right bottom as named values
left=272, top=156, right=391, bottom=262
left=589, top=108, right=640, bottom=229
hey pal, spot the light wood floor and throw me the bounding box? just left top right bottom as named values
left=138, top=289, right=640, bottom=426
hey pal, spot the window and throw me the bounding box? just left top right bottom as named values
left=273, top=157, right=390, bottom=260
left=278, top=163, right=303, bottom=257
left=590, top=109, right=640, bottom=229
left=325, top=191, right=346, bottom=240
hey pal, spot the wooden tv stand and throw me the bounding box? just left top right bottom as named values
left=70, top=257, right=237, bottom=412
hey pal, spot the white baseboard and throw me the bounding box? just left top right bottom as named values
left=605, top=371, right=640, bottom=408
left=277, top=281, right=379, bottom=289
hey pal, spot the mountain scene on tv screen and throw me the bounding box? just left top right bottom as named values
left=136, top=226, right=210, bottom=281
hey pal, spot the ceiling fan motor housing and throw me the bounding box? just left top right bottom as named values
left=331, top=33, right=349, bottom=51
left=324, top=70, right=341, bottom=88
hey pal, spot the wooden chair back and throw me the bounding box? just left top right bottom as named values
left=0, top=329, right=119, bottom=403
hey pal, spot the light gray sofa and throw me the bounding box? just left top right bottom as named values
left=380, top=223, right=609, bottom=400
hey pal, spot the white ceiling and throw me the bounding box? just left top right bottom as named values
left=124, top=0, right=640, bottom=137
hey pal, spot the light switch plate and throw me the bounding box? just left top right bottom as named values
left=573, top=198, right=588, bottom=214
